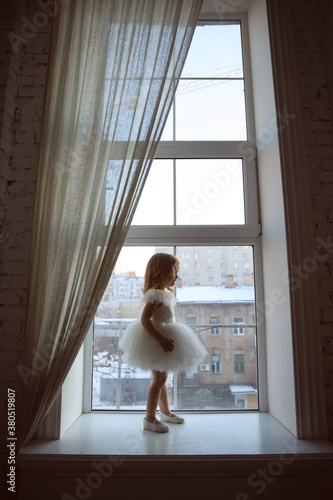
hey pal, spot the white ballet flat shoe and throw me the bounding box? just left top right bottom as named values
left=143, top=418, right=169, bottom=433
left=159, top=411, right=185, bottom=424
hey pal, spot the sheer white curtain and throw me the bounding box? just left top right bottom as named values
left=17, top=0, right=203, bottom=450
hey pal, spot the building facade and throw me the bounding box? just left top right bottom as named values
left=94, top=279, right=258, bottom=409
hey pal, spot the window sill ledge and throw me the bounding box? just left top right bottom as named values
left=18, top=412, right=333, bottom=465
left=16, top=412, right=333, bottom=500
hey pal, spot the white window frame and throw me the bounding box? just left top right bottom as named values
left=97, top=14, right=266, bottom=413
left=127, top=141, right=260, bottom=242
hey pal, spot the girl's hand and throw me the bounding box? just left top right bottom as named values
left=159, top=336, right=174, bottom=353
left=141, top=302, right=174, bottom=352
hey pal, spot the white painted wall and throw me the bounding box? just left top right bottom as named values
left=248, top=0, right=297, bottom=435
left=60, top=343, right=84, bottom=437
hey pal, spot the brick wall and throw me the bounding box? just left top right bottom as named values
left=0, top=0, right=51, bottom=489
left=290, top=0, right=333, bottom=443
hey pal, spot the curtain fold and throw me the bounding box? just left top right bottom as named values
left=17, top=0, right=203, bottom=451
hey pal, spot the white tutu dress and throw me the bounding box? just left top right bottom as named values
left=119, top=288, right=208, bottom=373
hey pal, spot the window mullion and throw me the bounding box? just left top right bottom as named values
left=173, top=159, right=176, bottom=225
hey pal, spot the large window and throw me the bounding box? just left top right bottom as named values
left=92, top=18, right=261, bottom=412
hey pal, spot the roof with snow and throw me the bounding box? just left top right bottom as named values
left=176, top=286, right=254, bottom=303
left=229, top=385, right=258, bottom=394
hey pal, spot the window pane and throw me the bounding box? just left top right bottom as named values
left=92, top=246, right=174, bottom=410
left=92, top=246, right=258, bottom=411
left=175, top=80, right=247, bottom=140
left=160, top=23, right=247, bottom=142
left=175, top=246, right=257, bottom=410
left=132, top=160, right=173, bottom=225
left=176, top=159, right=245, bottom=225
left=181, top=24, right=244, bottom=78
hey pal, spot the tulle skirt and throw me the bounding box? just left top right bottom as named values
left=119, top=319, right=208, bottom=373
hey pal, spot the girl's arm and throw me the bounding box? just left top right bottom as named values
left=141, top=302, right=174, bottom=352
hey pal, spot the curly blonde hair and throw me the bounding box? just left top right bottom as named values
left=142, top=253, right=180, bottom=293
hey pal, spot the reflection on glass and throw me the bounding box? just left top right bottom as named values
left=92, top=246, right=258, bottom=411
left=176, top=159, right=245, bottom=225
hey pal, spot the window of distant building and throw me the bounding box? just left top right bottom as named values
left=210, top=317, right=220, bottom=336
left=234, top=354, right=246, bottom=374
left=211, top=354, right=222, bottom=375
left=233, top=317, right=244, bottom=336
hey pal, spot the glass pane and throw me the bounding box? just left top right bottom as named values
left=181, top=24, right=244, bottom=78
left=176, top=159, right=245, bottom=225
left=160, top=105, right=174, bottom=141
left=175, top=80, right=247, bottom=140
left=92, top=246, right=174, bottom=410
left=175, top=245, right=257, bottom=410
left=160, top=23, right=246, bottom=142
left=132, top=160, right=173, bottom=225
left=92, top=245, right=258, bottom=411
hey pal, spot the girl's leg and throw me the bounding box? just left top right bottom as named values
left=158, top=383, right=170, bottom=415
left=146, top=370, right=168, bottom=423
left=159, top=383, right=178, bottom=417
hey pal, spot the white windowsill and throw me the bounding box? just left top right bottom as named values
left=18, top=412, right=333, bottom=465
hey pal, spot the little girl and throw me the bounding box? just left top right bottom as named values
left=119, top=253, right=208, bottom=433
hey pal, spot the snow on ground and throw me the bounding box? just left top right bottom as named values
left=92, top=351, right=173, bottom=409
